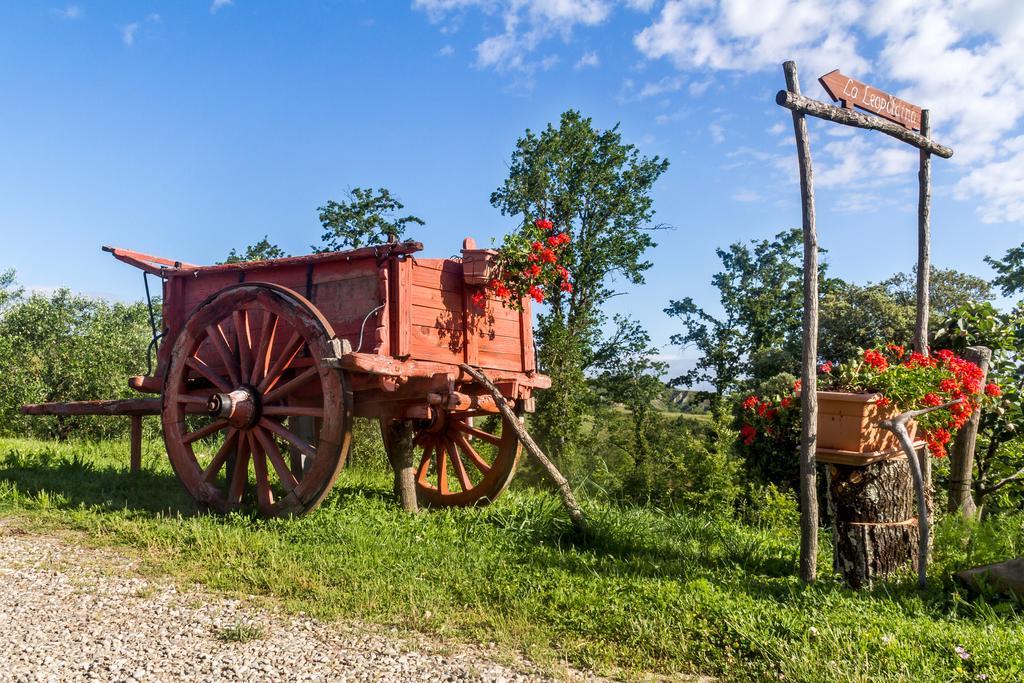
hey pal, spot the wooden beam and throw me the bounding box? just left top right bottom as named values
left=21, top=398, right=161, bottom=416
left=782, top=60, right=820, bottom=584
left=915, top=110, right=932, bottom=354
left=775, top=90, right=953, bottom=158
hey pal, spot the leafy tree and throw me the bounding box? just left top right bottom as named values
left=591, top=315, right=667, bottom=491
left=490, top=110, right=669, bottom=463
left=0, top=268, right=23, bottom=312
left=818, top=280, right=915, bottom=364
left=665, top=229, right=805, bottom=400
left=221, top=236, right=289, bottom=264
left=882, top=266, right=993, bottom=318
left=317, top=187, right=424, bottom=251
left=985, top=241, right=1024, bottom=296
left=0, top=290, right=150, bottom=440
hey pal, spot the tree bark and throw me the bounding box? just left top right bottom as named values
left=459, top=363, right=586, bottom=534
left=783, top=60, right=820, bottom=584
left=383, top=419, right=419, bottom=513
left=915, top=110, right=931, bottom=355
left=827, top=458, right=920, bottom=588
left=775, top=91, right=953, bottom=158
left=948, top=346, right=991, bottom=517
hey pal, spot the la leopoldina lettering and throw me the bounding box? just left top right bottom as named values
left=818, top=70, right=922, bottom=131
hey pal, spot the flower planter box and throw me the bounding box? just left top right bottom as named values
left=816, top=391, right=917, bottom=454
left=460, top=238, right=499, bottom=286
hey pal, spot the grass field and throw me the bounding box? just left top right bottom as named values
left=0, top=435, right=1022, bottom=682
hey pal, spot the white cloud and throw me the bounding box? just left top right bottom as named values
left=767, top=122, right=786, bottom=135
left=414, top=0, right=614, bottom=72
left=211, top=0, right=233, bottom=13
left=732, top=189, right=762, bottom=202
left=708, top=122, right=725, bottom=143
left=633, top=0, right=1024, bottom=223
left=121, top=23, right=139, bottom=46
left=438, top=44, right=455, bottom=56
left=51, top=5, right=81, bottom=20
left=574, top=50, right=600, bottom=69
left=688, top=78, right=712, bottom=95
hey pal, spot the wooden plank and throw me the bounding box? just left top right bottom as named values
left=411, top=305, right=462, bottom=330
left=409, top=324, right=464, bottom=364
left=411, top=264, right=462, bottom=293
left=160, top=242, right=422, bottom=277
left=409, top=286, right=464, bottom=312
left=329, top=352, right=550, bottom=388
left=521, top=299, right=535, bottom=372
left=21, top=398, right=161, bottom=416
left=478, top=347, right=524, bottom=372
left=396, top=258, right=411, bottom=356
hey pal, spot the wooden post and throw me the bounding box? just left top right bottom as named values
left=783, top=60, right=819, bottom=583
left=129, top=415, right=143, bottom=473
left=383, top=419, right=419, bottom=513
left=948, top=345, right=991, bottom=517
left=915, top=110, right=932, bottom=355
left=459, top=363, right=586, bottom=534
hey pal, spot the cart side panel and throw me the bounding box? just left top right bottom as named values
left=406, top=258, right=528, bottom=373
left=170, top=258, right=387, bottom=380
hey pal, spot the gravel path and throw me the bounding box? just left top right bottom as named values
left=0, top=526, right=606, bottom=682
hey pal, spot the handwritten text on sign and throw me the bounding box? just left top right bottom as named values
left=818, top=70, right=922, bottom=131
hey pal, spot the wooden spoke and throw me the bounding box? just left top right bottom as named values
left=249, top=432, right=275, bottom=513
left=452, top=433, right=491, bottom=474
left=260, top=417, right=316, bottom=459
left=173, top=392, right=211, bottom=407
left=451, top=421, right=501, bottom=446
left=262, top=366, right=320, bottom=405
left=258, top=330, right=304, bottom=394
left=416, top=444, right=433, bottom=485
left=253, top=427, right=299, bottom=493
left=185, top=357, right=231, bottom=393
left=262, top=405, right=324, bottom=419
left=207, top=323, right=241, bottom=387
left=447, top=439, right=472, bottom=492
left=233, top=310, right=252, bottom=384
left=227, top=433, right=250, bottom=504
left=437, top=441, right=449, bottom=495
left=202, top=428, right=238, bottom=482
left=183, top=419, right=229, bottom=445
left=251, top=312, right=278, bottom=386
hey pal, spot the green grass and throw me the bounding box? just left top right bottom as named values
left=0, top=436, right=1022, bottom=681
left=215, top=621, right=266, bottom=643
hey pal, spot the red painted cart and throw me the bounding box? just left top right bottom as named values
left=23, top=240, right=549, bottom=517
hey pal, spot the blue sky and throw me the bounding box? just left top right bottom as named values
left=2, top=1, right=1022, bottom=379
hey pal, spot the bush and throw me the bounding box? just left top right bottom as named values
left=0, top=288, right=151, bottom=440
left=732, top=372, right=800, bottom=491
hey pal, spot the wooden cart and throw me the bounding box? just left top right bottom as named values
left=23, top=240, right=549, bottom=517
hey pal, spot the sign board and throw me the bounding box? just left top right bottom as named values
left=818, top=70, right=922, bottom=131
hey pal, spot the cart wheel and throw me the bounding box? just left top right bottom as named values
left=382, top=407, right=523, bottom=507
left=162, top=283, right=352, bottom=517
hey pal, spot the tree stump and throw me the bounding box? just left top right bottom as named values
left=826, top=453, right=925, bottom=588
left=382, top=419, right=419, bottom=513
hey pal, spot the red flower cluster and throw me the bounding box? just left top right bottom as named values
left=819, top=361, right=833, bottom=373
left=737, top=382, right=802, bottom=447
left=863, top=349, right=888, bottom=371
left=985, top=383, right=1002, bottom=397
left=478, top=217, right=573, bottom=309
left=823, top=344, right=1000, bottom=459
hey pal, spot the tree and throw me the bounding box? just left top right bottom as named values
left=591, top=315, right=667, bottom=492
left=665, top=229, right=805, bottom=400
left=0, top=289, right=150, bottom=440
left=985, top=241, right=1024, bottom=296
left=818, top=280, right=915, bottom=364
left=221, top=236, right=288, bottom=264
left=490, top=110, right=669, bottom=463
left=882, top=266, right=993, bottom=318
left=0, top=269, right=23, bottom=313
left=316, top=187, right=424, bottom=251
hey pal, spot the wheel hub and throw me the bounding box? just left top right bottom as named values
left=207, top=386, right=261, bottom=428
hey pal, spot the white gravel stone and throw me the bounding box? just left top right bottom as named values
left=0, top=529, right=606, bottom=682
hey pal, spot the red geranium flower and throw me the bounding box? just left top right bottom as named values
left=528, top=285, right=545, bottom=303
left=739, top=424, right=757, bottom=446
left=922, top=393, right=942, bottom=406
left=741, top=395, right=759, bottom=410
left=534, top=218, right=553, bottom=231
left=819, top=361, right=833, bottom=373
left=559, top=280, right=573, bottom=292
left=985, top=383, right=1002, bottom=397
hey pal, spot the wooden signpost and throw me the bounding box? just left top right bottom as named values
left=776, top=62, right=953, bottom=585
left=818, top=70, right=923, bottom=131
